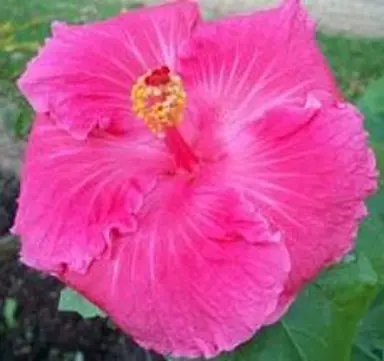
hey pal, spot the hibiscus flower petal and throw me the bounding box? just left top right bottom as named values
left=61, top=179, right=290, bottom=358
left=220, top=100, right=377, bottom=320
left=179, top=0, right=340, bottom=135
left=18, top=1, right=200, bottom=139
left=12, top=114, right=171, bottom=273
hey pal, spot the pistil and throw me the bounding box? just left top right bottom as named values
left=131, top=66, right=198, bottom=173
left=164, top=127, right=199, bottom=173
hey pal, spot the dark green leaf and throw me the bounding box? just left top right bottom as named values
left=353, top=289, right=384, bottom=361
left=356, top=76, right=384, bottom=285
left=209, top=255, right=377, bottom=361
left=357, top=192, right=384, bottom=286
left=58, top=287, right=106, bottom=319
left=351, top=76, right=384, bottom=361
left=357, top=76, right=384, bottom=142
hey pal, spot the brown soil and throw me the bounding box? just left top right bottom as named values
left=0, top=256, right=165, bottom=361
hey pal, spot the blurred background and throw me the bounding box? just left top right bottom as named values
left=1, top=0, right=384, bottom=360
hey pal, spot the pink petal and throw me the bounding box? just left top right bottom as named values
left=12, top=113, right=171, bottom=273
left=18, top=1, right=200, bottom=139
left=61, top=181, right=290, bottom=358
left=179, top=0, right=340, bottom=136
left=219, top=100, right=377, bottom=320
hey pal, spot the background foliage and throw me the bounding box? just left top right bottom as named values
left=1, top=1, right=384, bottom=360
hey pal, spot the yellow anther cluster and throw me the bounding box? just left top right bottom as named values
left=131, top=72, right=187, bottom=134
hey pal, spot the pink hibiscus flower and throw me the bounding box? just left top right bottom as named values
left=13, top=0, right=377, bottom=358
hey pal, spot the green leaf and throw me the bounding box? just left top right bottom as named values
left=3, top=297, right=18, bottom=328
left=348, top=76, right=384, bottom=361
left=357, top=76, right=384, bottom=141
left=58, top=287, right=106, bottom=319
left=356, top=76, right=384, bottom=285
left=0, top=79, right=32, bottom=137
left=209, top=254, right=377, bottom=361
left=356, top=193, right=384, bottom=286
left=357, top=75, right=384, bottom=170
left=353, top=289, right=384, bottom=361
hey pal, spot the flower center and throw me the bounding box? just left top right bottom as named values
left=131, top=66, right=198, bottom=173
left=131, top=66, right=187, bottom=134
